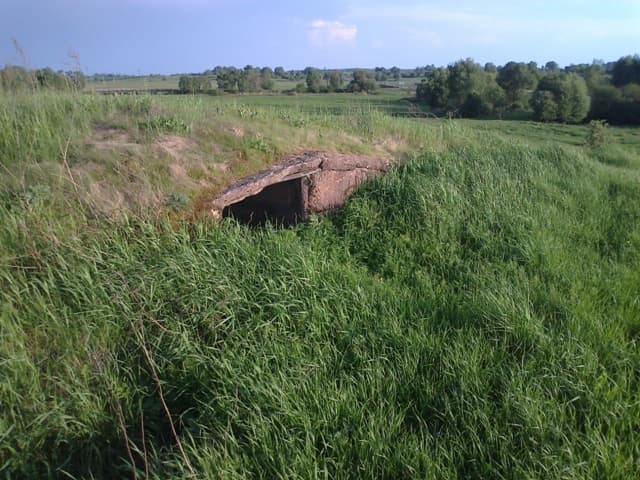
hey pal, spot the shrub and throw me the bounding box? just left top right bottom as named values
left=586, top=120, right=609, bottom=149
left=163, top=192, right=190, bottom=211
left=139, top=116, right=190, bottom=135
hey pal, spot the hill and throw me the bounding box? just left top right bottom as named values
left=1, top=92, right=639, bottom=478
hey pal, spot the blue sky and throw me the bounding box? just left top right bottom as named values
left=1, top=0, right=639, bottom=74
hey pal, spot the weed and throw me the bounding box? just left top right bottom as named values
left=139, top=116, right=190, bottom=135
left=163, top=192, right=190, bottom=211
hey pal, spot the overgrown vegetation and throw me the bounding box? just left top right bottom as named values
left=1, top=89, right=639, bottom=478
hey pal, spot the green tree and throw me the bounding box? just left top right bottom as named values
left=544, top=61, right=560, bottom=72
left=274, top=66, right=285, bottom=78
left=305, top=68, right=322, bottom=93
left=447, top=59, right=485, bottom=106
left=531, top=90, right=558, bottom=122
left=348, top=69, right=376, bottom=93
left=531, top=73, right=590, bottom=123
left=260, top=67, right=274, bottom=90
left=178, top=75, right=210, bottom=94
left=215, top=68, right=241, bottom=92
left=612, top=55, right=640, bottom=87
left=484, top=62, right=497, bottom=73
left=497, top=61, right=538, bottom=110
left=327, top=70, right=343, bottom=92
left=416, top=68, right=449, bottom=109
left=239, top=65, right=260, bottom=92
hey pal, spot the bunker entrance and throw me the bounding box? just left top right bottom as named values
left=222, top=177, right=307, bottom=226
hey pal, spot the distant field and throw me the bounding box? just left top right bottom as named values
left=87, top=75, right=182, bottom=91
left=86, top=74, right=422, bottom=94
left=203, top=91, right=417, bottom=115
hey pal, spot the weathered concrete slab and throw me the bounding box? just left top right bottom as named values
left=210, top=151, right=389, bottom=224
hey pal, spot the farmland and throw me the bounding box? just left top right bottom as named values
left=1, top=91, right=640, bottom=478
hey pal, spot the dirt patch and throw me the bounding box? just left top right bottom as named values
left=88, top=181, right=125, bottom=214
left=230, top=127, right=244, bottom=137
left=168, top=163, right=188, bottom=179
left=88, top=127, right=139, bottom=151
left=153, top=135, right=196, bottom=159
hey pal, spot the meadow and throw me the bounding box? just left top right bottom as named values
left=1, top=91, right=639, bottom=479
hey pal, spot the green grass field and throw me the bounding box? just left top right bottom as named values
left=85, top=75, right=421, bottom=95
left=1, top=92, right=639, bottom=478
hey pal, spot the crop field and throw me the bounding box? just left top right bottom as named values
left=1, top=91, right=639, bottom=478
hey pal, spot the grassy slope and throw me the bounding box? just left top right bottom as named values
left=0, top=93, right=420, bottom=219
left=1, top=93, right=640, bottom=478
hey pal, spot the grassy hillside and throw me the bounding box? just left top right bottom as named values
left=1, top=92, right=639, bottom=478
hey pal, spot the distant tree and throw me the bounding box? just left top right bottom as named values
left=215, top=68, right=241, bottom=92
left=481, top=76, right=507, bottom=114
left=447, top=59, right=486, bottom=106
left=611, top=55, right=640, bottom=87
left=530, top=90, right=558, bottom=122
left=274, top=66, right=285, bottom=78
left=327, top=70, right=344, bottom=92
left=531, top=73, right=590, bottom=123
left=35, top=68, right=68, bottom=90
left=416, top=68, right=449, bottom=109
left=374, top=67, right=388, bottom=81
left=497, top=61, right=538, bottom=110
left=178, top=75, right=210, bottom=94
left=544, top=61, right=560, bottom=72
left=389, top=66, right=401, bottom=80
left=260, top=67, right=274, bottom=90
left=305, top=67, right=323, bottom=93
left=484, top=62, right=497, bottom=73
left=239, top=65, right=260, bottom=92
left=623, top=83, right=640, bottom=102
left=589, top=83, right=640, bottom=125
left=348, top=69, right=376, bottom=93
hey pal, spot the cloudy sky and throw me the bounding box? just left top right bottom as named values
left=1, top=0, right=639, bottom=74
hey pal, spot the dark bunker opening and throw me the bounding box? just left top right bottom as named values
left=222, top=177, right=308, bottom=226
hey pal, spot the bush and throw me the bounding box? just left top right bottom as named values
left=163, top=192, right=190, bottom=211
left=586, top=120, right=609, bottom=149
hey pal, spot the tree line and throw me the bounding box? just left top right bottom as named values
left=177, top=66, right=378, bottom=95
left=416, top=55, right=640, bottom=124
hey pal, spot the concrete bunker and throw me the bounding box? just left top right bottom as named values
left=211, top=151, right=389, bottom=226
left=222, top=177, right=308, bottom=226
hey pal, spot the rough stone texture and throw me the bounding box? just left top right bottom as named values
left=210, top=151, right=389, bottom=224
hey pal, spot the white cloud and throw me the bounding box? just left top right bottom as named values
left=307, top=20, right=357, bottom=47
left=345, top=3, right=640, bottom=40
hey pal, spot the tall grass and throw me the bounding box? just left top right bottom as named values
left=1, top=122, right=639, bottom=478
